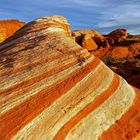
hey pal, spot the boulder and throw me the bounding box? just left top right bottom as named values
left=82, top=34, right=98, bottom=51
left=72, top=29, right=110, bottom=48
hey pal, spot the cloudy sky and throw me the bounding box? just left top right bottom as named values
left=0, top=0, right=140, bottom=34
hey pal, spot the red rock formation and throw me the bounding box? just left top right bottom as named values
left=108, top=28, right=128, bottom=38
left=72, top=30, right=110, bottom=58
left=0, top=20, right=25, bottom=43
left=110, top=46, right=129, bottom=58
left=72, top=29, right=140, bottom=88
left=103, top=43, right=140, bottom=59
left=105, top=36, right=115, bottom=46
left=82, top=34, right=98, bottom=51
left=73, top=28, right=139, bottom=59
left=72, top=30, right=109, bottom=48
left=107, top=28, right=128, bottom=44
left=0, top=15, right=140, bottom=140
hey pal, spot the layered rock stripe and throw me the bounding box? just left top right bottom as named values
left=0, top=15, right=140, bottom=140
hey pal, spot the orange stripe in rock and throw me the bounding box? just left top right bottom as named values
left=54, top=74, right=120, bottom=140
left=100, top=87, right=140, bottom=140
left=0, top=58, right=100, bottom=140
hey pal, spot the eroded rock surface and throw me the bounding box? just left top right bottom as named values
left=0, top=15, right=140, bottom=140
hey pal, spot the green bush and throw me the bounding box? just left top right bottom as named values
left=101, top=56, right=114, bottom=65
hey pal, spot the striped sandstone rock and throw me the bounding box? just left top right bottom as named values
left=0, top=15, right=140, bottom=140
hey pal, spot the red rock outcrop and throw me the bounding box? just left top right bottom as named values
left=108, top=28, right=128, bottom=38
left=72, top=30, right=111, bottom=58
left=72, top=30, right=110, bottom=49
left=82, top=34, right=98, bottom=51
left=0, top=15, right=140, bottom=140
left=103, top=43, right=140, bottom=59
left=107, top=28, right=128, bottom=45
left=73, top=29, right=140, bottom=88
left=0, top=20, right=25, bottom=43
left=110, top=46, right=129, bottom=58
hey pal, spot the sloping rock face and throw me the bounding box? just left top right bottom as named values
left=0, top=20, right=25, bottom=43
left=0, top=15, right=140, bottom=140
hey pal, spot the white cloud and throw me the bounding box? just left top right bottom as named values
left=97, top=2, right=140, bottom=28
left=57, top=0, right=106, bottom=8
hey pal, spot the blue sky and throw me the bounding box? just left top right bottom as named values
left=0, top=0, right=140, bottom=34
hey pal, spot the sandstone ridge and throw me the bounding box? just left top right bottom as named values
left=0, top=15, right=140, bottom=140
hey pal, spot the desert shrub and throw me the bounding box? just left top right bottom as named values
left=101, top=56, right=114, bottom=65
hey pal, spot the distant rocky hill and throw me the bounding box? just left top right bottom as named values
left=0, top=15, right=140, bottom=140
left=72, top=29, right=140, bottom=88
left=0, top=20, right=25, bottom=43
